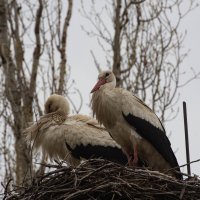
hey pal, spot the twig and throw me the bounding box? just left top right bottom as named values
left=4, top=159, right=200, bottom=200
left=2, top=179, right=12, bottom=200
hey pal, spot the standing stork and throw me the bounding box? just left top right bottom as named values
left=24, top=94, right=128, bottom=166
left=91, top=70, right=182, bottom=179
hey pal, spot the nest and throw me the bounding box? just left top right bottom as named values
left=3, top=159, right=200, bottom=200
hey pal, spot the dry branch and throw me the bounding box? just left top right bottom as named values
left=81, top=0, right=199, bottom=123
left=29, top=0, right=43, bottom=99
left=3, top=159, right=200, bottom=200
left=0, top=0, right=75, bottom=186
left=58, top=0, right=73, bottom=94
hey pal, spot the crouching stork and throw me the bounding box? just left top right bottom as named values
left=24, top=94, right=128, bottom=166
left=91, top=70, right=182, bottom=179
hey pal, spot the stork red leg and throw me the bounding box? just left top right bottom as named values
left=132, top=144, right=138, bottom=165
left=123, top=145, right=138, bottom=166
left=122, top=148, right=133, bottom=166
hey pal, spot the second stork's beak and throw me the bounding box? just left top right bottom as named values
left=91, top=78, right=106, bottom=93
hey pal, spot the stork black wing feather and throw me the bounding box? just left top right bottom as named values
left=122, top=112, right=182, bottom=179
left=65, top=142, right=128, bottom=165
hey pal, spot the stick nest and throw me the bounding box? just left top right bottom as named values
left=4, top=159, right=200, bottom=200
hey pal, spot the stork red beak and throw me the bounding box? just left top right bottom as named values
left=91, top=78, right=106, bottom=93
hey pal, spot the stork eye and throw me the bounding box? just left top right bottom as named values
left=105, top=72, right=110, bottom=77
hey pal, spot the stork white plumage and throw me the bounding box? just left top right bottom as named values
left=24, top=94, right=128, bottom=166
left=91, top=70, right=182, bottom=179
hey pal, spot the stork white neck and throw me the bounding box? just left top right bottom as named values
left=91, top=71, right=118, bottom=128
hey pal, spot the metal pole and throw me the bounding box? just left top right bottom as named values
left=183, top=101, right=191, bottom=175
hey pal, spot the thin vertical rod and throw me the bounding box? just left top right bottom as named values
left=183, top=101, right=191, bottom=175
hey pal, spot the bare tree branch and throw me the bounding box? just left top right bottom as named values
left=0, top=0, right=76, bottom=186
left=82, top=0, right=199, bottom=123
left=29, top=0, right=43, bottom=99
left=58, top=0, right=73, bottom=94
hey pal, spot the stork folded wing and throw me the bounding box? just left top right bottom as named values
left=65, top=142, right=128, bottom=165
left=122, top=112, right=180, bottom=169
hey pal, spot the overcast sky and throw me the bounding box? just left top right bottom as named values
left=67, top=1, right=200, bottom=176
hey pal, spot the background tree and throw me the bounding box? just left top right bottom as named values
left=81, top=0, right=199, bottom=122
left=0, top=0, right=74, bottom=185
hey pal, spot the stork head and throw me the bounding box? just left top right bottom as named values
left=44, top=94, right=70, bottom=116
left=91, top=70, right=116, bottom=93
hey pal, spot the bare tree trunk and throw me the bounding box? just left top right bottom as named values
left=0, top=0, right=75, bottom=185
left=0, top=0, right=45, bottom=185
left=0, top=0, right=32, bottom=185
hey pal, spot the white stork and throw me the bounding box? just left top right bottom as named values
left=24, top=94, right=128, bottom=166
left=91, top=70, right=182, bottom=179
